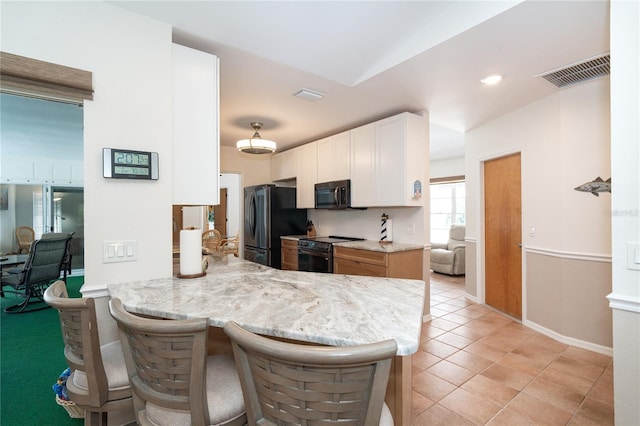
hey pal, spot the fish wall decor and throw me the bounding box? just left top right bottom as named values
left=574, top=176, right=611, bottom=196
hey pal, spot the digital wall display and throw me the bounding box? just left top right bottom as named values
left=103, top=148, right=158, bottom=180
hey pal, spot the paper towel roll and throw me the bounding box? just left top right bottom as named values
left=180, top=229, right=202, bottom=276
left=386, top=219, right=393, bottom=242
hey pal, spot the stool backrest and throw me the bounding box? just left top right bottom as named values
left=223, top=321, right=397, bottom=425
left=109, top=298, right=211, bottom=424
left=44, top=280, right=109, bottom=407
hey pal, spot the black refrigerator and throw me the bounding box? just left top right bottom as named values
left=244, top=184, right=307, bottom=269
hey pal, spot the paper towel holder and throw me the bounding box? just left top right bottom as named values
left=178, top=227, right=207, bottom=279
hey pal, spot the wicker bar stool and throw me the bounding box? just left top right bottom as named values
left=224, top=321, right=397, bottom=425
left=108, top=298, right=246, bottom=426
left=44, top=280, right=133, bottom=426
left=202, top=229, right=223, bottom=254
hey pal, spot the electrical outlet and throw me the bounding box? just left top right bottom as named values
left=405, top=224, right=415, bottom=235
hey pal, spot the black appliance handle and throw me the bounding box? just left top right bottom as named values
left=298, top=248, right=330, bottom=260
left=249, top=192, right=256, bottom=237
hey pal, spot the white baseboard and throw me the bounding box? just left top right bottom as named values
left=524, top=319, right=613, bottom=357
left=465, top=294, right=480, bottom=304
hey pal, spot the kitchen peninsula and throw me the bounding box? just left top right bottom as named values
left=108, top=254, right=425, bottom=425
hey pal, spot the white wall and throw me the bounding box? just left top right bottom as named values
left=1, top=2, right=174, bottom=290
left=430, top=157, right=465, bottom=179
left=219, top=172, right=242, bottom=257
left=182, top=206, right=203, bottom=229
left=466, top=79, right=611, bottom=254
left=0, top=185, right=17, bottom=252
left=220, top=145, right=272, bottom=187
left=220, top=173, right=241, bottom=238
left=465, top=78, right=612, bottom=350
left=308, top=207, right=425, bottom=245
left=609, top=0, right=640, bottom=423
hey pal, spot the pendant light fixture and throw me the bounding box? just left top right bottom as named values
left=236, top=122, right=277, bottom=154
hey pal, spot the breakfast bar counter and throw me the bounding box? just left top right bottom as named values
left=108, top=254, right=425, bottom=424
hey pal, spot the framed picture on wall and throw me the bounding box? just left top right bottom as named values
left=0, top=185, right=8, bottom=210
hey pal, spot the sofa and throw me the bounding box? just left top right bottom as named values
left=430, top=224, right=466, bottom=276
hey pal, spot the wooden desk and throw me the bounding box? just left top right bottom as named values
left=109, top=255, right=425, bottom=425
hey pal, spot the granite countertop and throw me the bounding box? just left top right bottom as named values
left=334, top=240, right=424, bottom=253
left=108, top=254, right=425, bottom=356
left=282, top=235, right=424, bottom=253
left=281, top=235, right=308, bottom=241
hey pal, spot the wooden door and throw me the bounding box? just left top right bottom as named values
left=172, top=205, right=183, bottom=248
left=213, top=188, right=227, bottom=237
left=484, top=153, right=522, bottom=319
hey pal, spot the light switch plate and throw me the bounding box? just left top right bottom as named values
left=103, top=240, right=138, bottom=263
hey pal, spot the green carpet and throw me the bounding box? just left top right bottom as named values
left=1, top=276, right=85, bottom=425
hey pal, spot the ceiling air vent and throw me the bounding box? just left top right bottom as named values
left=537, top=53, right=610, bottom=88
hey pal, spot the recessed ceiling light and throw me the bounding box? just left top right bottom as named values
left=293, top=88, right=325, bottom=102
left=481, top=74, right=503, bottom=85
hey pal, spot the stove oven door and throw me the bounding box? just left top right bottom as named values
left=298, top=247, right=332, bottom=273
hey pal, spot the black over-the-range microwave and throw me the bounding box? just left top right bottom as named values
left=314, top=179, right=351, bottom=210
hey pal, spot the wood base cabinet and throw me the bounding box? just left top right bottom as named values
left=281, top=239, right=299, bottom=271
left=333, top=246, right=422, bottom=279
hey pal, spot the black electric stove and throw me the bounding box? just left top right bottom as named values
left=298, top=236, right=364, bottom=273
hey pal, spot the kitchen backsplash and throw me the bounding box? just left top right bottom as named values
left=307, top=207, right=426, bottom=244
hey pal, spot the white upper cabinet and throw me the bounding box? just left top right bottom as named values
left=349, top=123, right=376, bottom=207
left=271, top=148, right=298, bottom=181
left=316, top=130, right=350, bottom=183
left=172, top=44, right=219, bottom=205
left=350, top=112, right=426, bottom=207
left=296, top=142, right=318, bottom=208
left=272, top=112, right=425, bottom=209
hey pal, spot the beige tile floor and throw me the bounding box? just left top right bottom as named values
left=412, top=272, right=614, bottom=425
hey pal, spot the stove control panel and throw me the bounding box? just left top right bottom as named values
left=298, top=239, right=332, bottom=252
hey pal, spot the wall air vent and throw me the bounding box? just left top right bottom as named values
left=537, top=53, right=610, bottom=88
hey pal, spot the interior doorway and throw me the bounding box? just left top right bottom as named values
left=49, top=186, right=84, bottom=270
left=213, top=188, right=228, bottom=237
left=484, top=153, right=522, bottom=319
left=172, top=172, right=241, bottom=251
